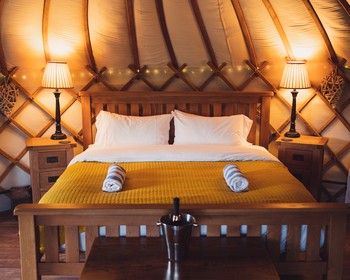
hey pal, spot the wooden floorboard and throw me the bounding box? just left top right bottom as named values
left=0, top=211, right=21, bottom=280
left=0, top=211, right=349, bottom=280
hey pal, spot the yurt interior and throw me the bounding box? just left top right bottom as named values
left=0, top=1, right=349, bottom=279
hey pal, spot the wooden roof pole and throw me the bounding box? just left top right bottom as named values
left=190, top=0, right=237, bottom=91
left=262, top=0, right=295, bottom=61
left=190, top=0, right=217, bottom=67
left=122, top=0, right=157, bottom=91
left=81, top=0, right=115, bottom=91
left=83, top=0, right=97, bottom=73
left=155, top=0, right=179, bottom=69
left=0, top=0, right=18, bottom=78
left=0, top=0, right=8, bottom=75
left=42, top=0, right=51, bottom=62
left=231, top=0, right=273, bottom=92
left=302, top=0, right=338, bottom=64
left=155, top=0, right=198, bottom=91
left=125, top=0, right=140, bottom=71
left=337, top=0, right=350, bottom=18
left=230, top=0, right=258, bottom=67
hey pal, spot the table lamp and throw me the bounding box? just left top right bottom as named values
left=280, top=60, right=311, bottom=138
left=42, top=61, right=73, bottom=140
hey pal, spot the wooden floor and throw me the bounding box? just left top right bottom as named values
left=0, top=212, right=21, bottom=280
left=1, top=211, right=349, bottom=280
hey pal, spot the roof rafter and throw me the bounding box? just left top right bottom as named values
left=155, top=0, right=179, bottom=69
left=42, top=0, right=51, bottom=62
left=190, top=0, right=217, bottom=67
left=302, top=0, right=338, bottom=64
left=154, top=0, right=198, bottom=91
left=190, top=0, right=237, bottom=90
left=337, top=0, right=350, bottom=17
left=230, top=0, right=258, bottom=67
left=0, top=0, right=8, bottom=75
left=262, top=0, right=295, bottom=60
left=83, top=0, right=97, bottom=72
left=125, top=0, right=140, bottom=71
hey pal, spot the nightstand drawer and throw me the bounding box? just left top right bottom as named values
left=39, top=169, right=65, bottom=187
left=38, top=151, right=67, bottom=169
left=284, top=149, right=312, bottom=166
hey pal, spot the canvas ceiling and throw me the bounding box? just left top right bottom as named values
left=0, top=0, right=349, bottom=206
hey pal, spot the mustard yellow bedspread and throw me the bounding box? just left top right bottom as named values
left=39, top=161, right=315, bottom=204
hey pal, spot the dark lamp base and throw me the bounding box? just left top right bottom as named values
left=284, top=131, right=300, bottom=138
left=51, top=132, right=67, bottom=140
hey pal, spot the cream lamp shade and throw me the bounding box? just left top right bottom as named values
left=42, top=61, right=73, bottom=89
left=280, top=61, right=311, bottom=90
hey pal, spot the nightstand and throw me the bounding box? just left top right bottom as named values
left=26, top=136, right=77, bottom=203
left=276, top=135, right=328, bottom=200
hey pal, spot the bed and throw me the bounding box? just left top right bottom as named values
left=15, top=91, right=349, bottom=280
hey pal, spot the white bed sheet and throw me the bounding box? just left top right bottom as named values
left=69, top=144, right=279, bottom=165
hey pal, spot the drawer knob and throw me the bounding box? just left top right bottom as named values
left=292, top=154, right=304, bottom=161
left=47, top=156, right=59, bottom=163
left=48, top=176, right=59, bottom=183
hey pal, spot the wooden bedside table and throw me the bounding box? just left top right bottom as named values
left=26, top=136, right=77, bottom=203
left=276, top=135, right=328, bottom=200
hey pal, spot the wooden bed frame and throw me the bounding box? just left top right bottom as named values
left=79, top=91, right=273, bottom=149
left=15, top=91, right=349, bottom=280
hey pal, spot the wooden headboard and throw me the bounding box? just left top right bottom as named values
left=79, top=91, right=274, bottom=150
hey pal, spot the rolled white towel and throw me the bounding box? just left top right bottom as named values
left=102, top=164, right=126, bottom=192
left=223, top=164, right=249, bottom=192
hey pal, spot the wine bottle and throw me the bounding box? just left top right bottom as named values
left=171, top=197, right=182, bottom=224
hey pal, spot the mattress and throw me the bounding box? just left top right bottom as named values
left=39, top=160, right=315, bottom=204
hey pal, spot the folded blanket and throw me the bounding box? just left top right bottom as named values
left=223, top=164, right=249, bottom=192
left=102, top=164, right=126, bottom=192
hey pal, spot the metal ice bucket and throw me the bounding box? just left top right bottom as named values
left=157, top=213, right=197, bottom=262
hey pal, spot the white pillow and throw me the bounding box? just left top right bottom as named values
left=92, top=111, right=173, bottom=147
left=171, top=110, right=253, bottom=145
